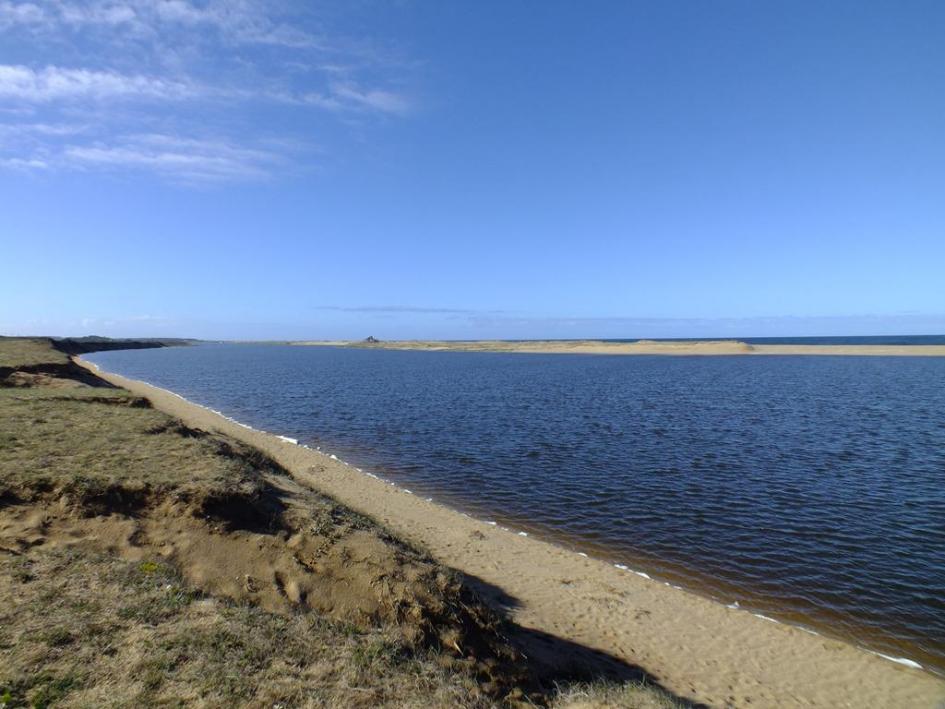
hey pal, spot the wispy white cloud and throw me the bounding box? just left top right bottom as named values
left=0, top=1, right=44, bottom=27
left=297, top=82, right=411, bottom=115
left=145, top=0, right=320, bottom=47
left=0, top=155, right=48, bottom=169
left=58, top=2, right=136, bottom=27
left=328, top=83, right=411, bottom=115
left=317, top=306, right=496, bottom=315
left=63, top=133, right=283, bottom=181
left=0, top=0, right=320, bottom=47
left=0, top=120, right=87, bottom=135
left=0, top=2, right=416, bottom=182
left=0, top=64, right=197, bottom=101
left=0, top=64, right=415, bottom=116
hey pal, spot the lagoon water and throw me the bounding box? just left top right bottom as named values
left=86, top=343, right=945, bottom=673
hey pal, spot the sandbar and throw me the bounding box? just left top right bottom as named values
left=292, top=339, right=945, bottom=356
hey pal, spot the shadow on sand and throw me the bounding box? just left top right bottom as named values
left=462, top=571, right=709, bottom=708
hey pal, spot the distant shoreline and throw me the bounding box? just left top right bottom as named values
left=291, top=339, right=945, bottom=357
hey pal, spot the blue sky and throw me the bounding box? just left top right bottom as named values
left=1, top=1, right=943, bottom=340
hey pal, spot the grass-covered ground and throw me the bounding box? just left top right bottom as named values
left=0, top=338, right=70, bottom=371
left=0, top=337, right=680, bottom=708
left=0, top=549, right=509, bottom=708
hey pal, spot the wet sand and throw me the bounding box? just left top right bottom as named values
left=79, top=358, right=945, bottom=709
left=293, top=339, right=945, bottom=356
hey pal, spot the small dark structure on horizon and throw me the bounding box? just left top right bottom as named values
left=364, top=336, right=380, bottom=343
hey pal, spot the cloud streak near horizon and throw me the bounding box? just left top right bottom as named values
left=0, top=1, right=414, bottom=182
left=316, top=305, right=506, bottom=315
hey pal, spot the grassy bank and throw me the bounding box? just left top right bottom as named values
left=0, top=338, right=678, bottom=708
left=0, top=338, right=71, bottom=371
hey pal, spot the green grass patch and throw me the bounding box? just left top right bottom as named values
left=0, top=338, right=69, bottom=370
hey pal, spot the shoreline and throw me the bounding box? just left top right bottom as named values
left=291, top=339, right=945, bottom=357
left=78, top=357, right=945, bottom=708
left=312, top=459, right=941, bottom=676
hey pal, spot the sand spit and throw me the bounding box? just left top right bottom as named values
left=78, top=359, right=945, bottom=709
left=750, top=344, right=945, bottom=356
left=292, top=339, right=945, bottom=357
left=294, top=339, right=754, bottom=355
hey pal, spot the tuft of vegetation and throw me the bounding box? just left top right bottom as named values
left=551, top=681, right=685, bottom=708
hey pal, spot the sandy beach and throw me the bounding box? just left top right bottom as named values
left=79, top=357, right=945, bottom=709
left=293, top=339, right=945, bottom=357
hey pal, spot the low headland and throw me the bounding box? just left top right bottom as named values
left=292, top=338, right=945, bottom=356
left=3, top=338, right=944, bottom=707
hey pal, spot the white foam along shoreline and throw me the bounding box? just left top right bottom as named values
left=78, top=356, right=934, bottom=677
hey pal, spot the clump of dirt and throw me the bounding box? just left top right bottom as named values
left=2, top=371, right=88, bottom=389
left=0, top=480, right=533, bottom=701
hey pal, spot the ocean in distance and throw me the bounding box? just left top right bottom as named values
left=86, top=343, right=945, bottom=674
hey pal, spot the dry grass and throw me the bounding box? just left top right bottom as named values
left=552, top=681, right=684, bottom=709
left=0, top=338, right=70, bottom=371
left=0, top=381, right=274, bottom=505
left=0, top=548, right=499, bottom=708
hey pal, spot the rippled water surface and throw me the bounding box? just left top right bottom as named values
left=86, top=344, right=945, bottom=672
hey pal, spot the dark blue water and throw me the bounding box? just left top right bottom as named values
left=86, top=344, right=945, bottom=673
